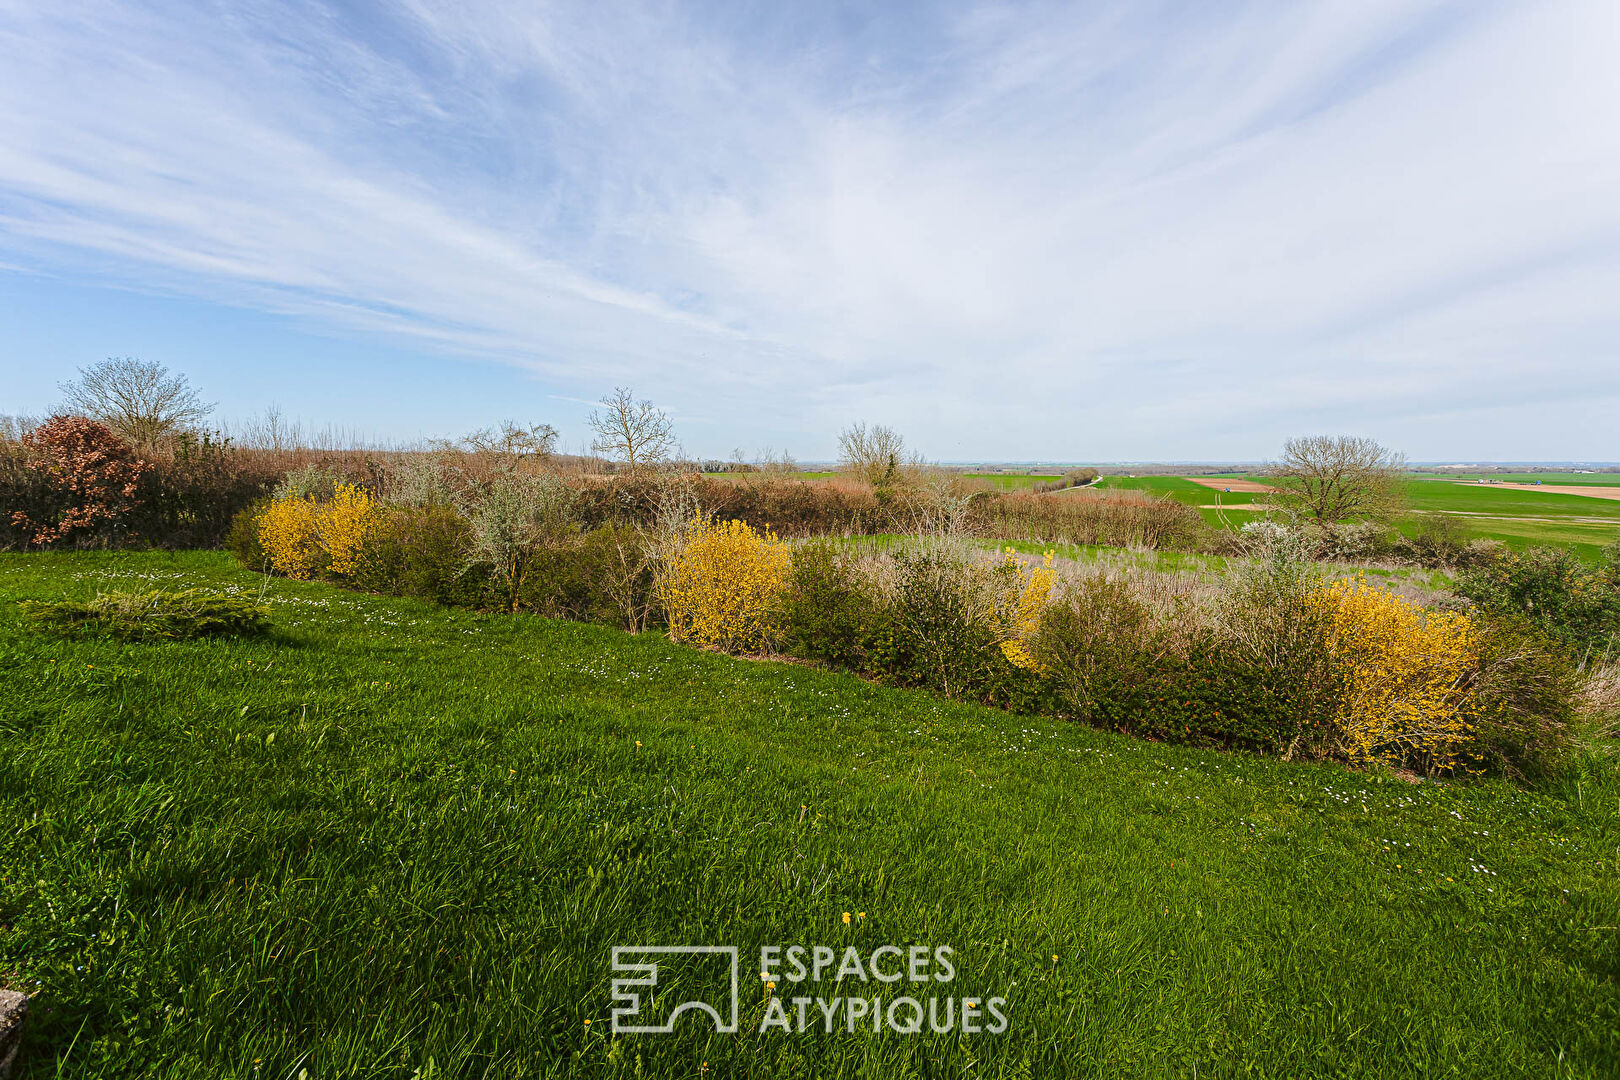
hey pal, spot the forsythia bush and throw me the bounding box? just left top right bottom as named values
left=660, top=517, right=791, bottom=653
left=992, top=548, right=1055, bottom=672
left=1321, top=576, right=1481, bottom=774
left=316, top=482, right=379, bottom=577
left=258, top=495, right=322, bottom=578
left=258, top=482, right=378, bottom=579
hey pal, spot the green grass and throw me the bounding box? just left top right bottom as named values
left=3, top=552, right=1617, bottom=1078
left=1086, top=474, right=1619, bottom=558
left=962, top=473, right=1060, bottom=491
left=1402, top=479, right=1620, bottom=521
left=1412, top=473, right=1620, bottom=486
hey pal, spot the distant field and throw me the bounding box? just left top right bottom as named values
left=1092, top=476, right=1260, bottom=504
left=702, top=471, right=1617, bottom=559
left=1083, top=474, right=1620, bottom=559
left=1403, top=479, right=1620, bottom=519
left=963, top=472, right=1060, bottom=490
left=1413, top=472, right=1620, bottom=486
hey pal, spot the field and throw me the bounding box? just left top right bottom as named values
left=3, top=551, right=1617, bottom=1078
left=962, top=473, right=1060, bottom=491
left=1083, top=474, right=1620, bottom=559
left=1413, top=472, right=1620, bottom=486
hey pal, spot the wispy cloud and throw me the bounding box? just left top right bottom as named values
left=1, top=0, right=1616, bottom=458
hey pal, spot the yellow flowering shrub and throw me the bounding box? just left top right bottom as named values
left=316, top=483, right=378, bottom=577
left=659, top=517, right=791, bottom=653
left=257, top=482, right=378, bottom=580
left=1320, top=575, right=1482, bottom=774
left=994, top=548, right=1055, bottom=671
left=258, top=495, right=322, bottom=579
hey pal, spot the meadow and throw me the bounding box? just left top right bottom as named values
left=2, top=550, right=1617, bottom=1078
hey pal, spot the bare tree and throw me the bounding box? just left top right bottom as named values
left=1265, top=435, right=1407, bottom=524
left=588, top=387, right=676, bottom=471
left=240, top=403, right=299, bottom=451
left=59, top=358, right=214, bottom=446
left=837, top=422, right=915, bottom=490
left=462, top=420, right=559, bottom=459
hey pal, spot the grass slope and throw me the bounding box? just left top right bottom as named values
left=1, top=552, right=1616, bottom=1078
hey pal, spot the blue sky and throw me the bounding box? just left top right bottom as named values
left=1, top=0, right=1616, bottom=461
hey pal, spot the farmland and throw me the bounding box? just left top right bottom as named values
left=3, top=551, right=1617, bottom=1078
left=1078, top=473, right=1620, bottom=560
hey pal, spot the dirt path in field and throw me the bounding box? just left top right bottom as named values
left=1445, top=481, right=1620, bottom=502
left=1412, top=509, right=1620, bottom=526
left=1183, top=477, right=1277, bottom=494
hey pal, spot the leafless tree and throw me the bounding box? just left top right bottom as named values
left=240, top=403, right=299, bottom=451
left=588, top=387, right=676, bottom=471
left=837, top=422, right=915, bottom=489
left=462, top=420, right=559, bottom=459
left=1265, top=435, right=1407, bottom=524
left=59, top=358, right=214, bottom=446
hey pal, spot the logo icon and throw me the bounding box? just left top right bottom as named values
left=610, top=946, right=740, bottom=1034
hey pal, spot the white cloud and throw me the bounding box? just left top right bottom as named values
left=0, top=0, right=1616, bottom=459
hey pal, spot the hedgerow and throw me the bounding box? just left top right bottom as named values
left=222, top=464, right=1586, bottom=779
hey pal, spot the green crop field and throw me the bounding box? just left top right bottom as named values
left=3, top=551, right=1616, bottom=1078
left=1412, top=473, right=1620, bottom=486
left=1079, top=474, right=1620, bottom=559
left=962, top=473, right=1059, bottom=490
left=1091, top=476, right=1261, bottom=505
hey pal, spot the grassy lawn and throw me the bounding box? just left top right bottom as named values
left=2, top=552, right=1616, bottom=1078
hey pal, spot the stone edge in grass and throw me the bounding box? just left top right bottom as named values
left=0, top=991, right=24, bottom=1080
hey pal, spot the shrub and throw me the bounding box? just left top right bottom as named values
left=519, top=524, right=656, bottom=632
left=1454, top=545, right=1620, bottom=653
left=1212, top=530, right=1343, bottom=758
left=225, top=498, right=270, bottom=570
left=1469, top=619, right=1582, bottom=779
left=1321, top=576, right=1481, bottom=774
left=874, top=543, right=1052, bottom=709
left=778, top=542, right=889, bottom=672
left=1031, top=574, right=1174, bottom=729
left=459, top=471, right=577, bottom=612
left=20, top=588, right=269, bottom=641
left=258, top=494, right=325, bottom=579
left=1395, top=513, right=1473, bottom=567
left=988, top=548, right=1055, bottom=671
left=970, top=490, right=1204, bottom=550
left=315, top=482, right=379, bottom=577
left=8, top=416, right=152, bottom=547
left=659, top=517, right=791, bottom=653
left=353, top=504, right=491, bottom=608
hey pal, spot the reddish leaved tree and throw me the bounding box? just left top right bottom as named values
left=11, top=415, right=153, bottom=546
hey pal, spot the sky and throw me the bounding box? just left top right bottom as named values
left=1, top=0, right=1617, bottom=463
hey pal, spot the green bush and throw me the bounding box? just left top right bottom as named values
left=1469, top=618, right=1583, bottom=779
left=19, top=588, right=270, bottom=641
left=1455, top=545, right=1620, bottom=653
left=353, top=504, right=491, bottom=608
left=518, top=523, right=655, bottom=632
left=776, top=542, right=1050, bottom=711
left=777, top=542, right=886, bottom=672
left=225, top=498, right=269, bottom=570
